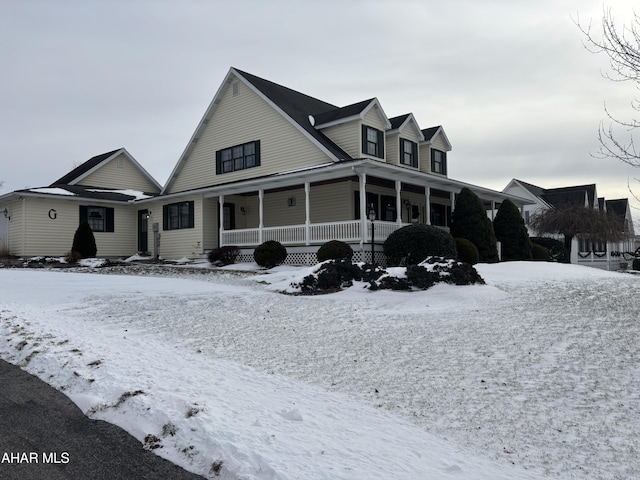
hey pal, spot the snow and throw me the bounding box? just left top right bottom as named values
left=1, top=262, right=639, bottom=479
left=87, top=188, right=153, bottom=200
left=27, top=187, right=77, bottom=196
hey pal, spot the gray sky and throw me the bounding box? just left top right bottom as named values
left=2, top=0, right=639, bottom=217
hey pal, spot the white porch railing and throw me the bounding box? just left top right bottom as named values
left=221, top=220, right=411, bottom=247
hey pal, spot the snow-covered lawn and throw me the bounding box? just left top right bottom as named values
left=1, top=262, right=638, bottom=479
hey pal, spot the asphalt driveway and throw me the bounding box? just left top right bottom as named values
left=0, top=359, right=205, bottom=480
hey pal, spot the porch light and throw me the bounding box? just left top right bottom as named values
left=368, top=207, right=376, bottom=221
left=2, top=208, right=8, bottom=219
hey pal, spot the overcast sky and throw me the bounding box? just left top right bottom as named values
left=2, top=0, right=639, bottom=218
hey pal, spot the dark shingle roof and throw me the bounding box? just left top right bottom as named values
left=50, top=149, right=122, bottom=186
left=234, top=69, right=353, bottom=161
left=421, top=126, right=441, bottom=141
left=542, top=184, right=597, bottom=208
left=389, top=114, right=411, bottom=131
left=18, top=184, right=157, bottom=202
left=605, top=198, right=628, bottom=217
left=314, top=99, right=376, bottom=126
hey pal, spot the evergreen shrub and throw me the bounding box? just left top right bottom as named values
left=633, top=258, right=640, bottom=271
left=208, top=246, right=240, bottom=266
left=530, top=237, right=569, bottom=263
left=316, top=240, right=354, bottom=263
left=253, top=240, right=287, bottom=268
left=455, top=238, right=479, bottom=265
left=450, top=187, right=499, bottom=263
left=531, top=244, right=550, bottom=261
left=493, top=199, right=532, bottom=261
left=383, top=224, right=457, bottom=266
left=71, top=222, right=97, bottom=258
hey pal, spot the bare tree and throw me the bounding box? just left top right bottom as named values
left=529, top=205, right=628, bottom=255
left=577, top=8, right=640, bottom=166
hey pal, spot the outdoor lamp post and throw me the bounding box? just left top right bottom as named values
left=368, top=205, right=376, bottom=266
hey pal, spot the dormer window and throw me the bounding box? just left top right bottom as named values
left=431, top=149, right=447, bottom=175
left=400, top=139, right=418, bottom=167
left=362, top=125, right=384, bottom=159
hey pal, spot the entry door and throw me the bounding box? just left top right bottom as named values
left=138, top=210, right=148, bottom=253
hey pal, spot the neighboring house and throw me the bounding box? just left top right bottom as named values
left=503, top=179, right=637, bottom=269
left=1, top=67, right=530, bottom=264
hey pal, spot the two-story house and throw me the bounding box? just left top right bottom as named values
left=503, top=178, right=637, bottom=269
left=1, top=67, right=529, bottom=264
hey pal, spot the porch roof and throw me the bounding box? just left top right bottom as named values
left=166, top=158, right=532, bottom=207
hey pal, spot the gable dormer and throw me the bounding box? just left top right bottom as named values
left=386, top=113, right=424, bottom=169
left=420, top=126, right=452, bottom=176
left=316, top=98, right=391, bottom=162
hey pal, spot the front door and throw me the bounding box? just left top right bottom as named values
left=138, top=209, right=148, bottom=253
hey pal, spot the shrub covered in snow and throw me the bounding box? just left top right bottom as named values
left=208, top=246, right=240, bottom=266
left=295, top=257, right=484, bottom=294
left=253, top=240, right=287, bottom=268
left=71, top=222, right=97, bottom=259
left=316, top=240, right=354, bottom=263
left=383, top=224, right=457, bottom=266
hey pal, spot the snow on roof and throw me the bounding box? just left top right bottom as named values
left=86, top=189, right=153, bottom=200
left=27, top=187, right=77, bottom=196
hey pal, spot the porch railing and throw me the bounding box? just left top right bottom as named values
left=221, top=220, right=411, bottom=247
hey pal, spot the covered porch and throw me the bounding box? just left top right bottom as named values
left=202, top=159, right=529, bottom=256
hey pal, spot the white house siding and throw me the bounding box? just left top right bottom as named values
left=79, top=154, right=160, bottom=193
left=158, top=195, right=204, bottom=259
left=309, top=182, right=353, bottom=223
left=263, top=188, right=306, bottom=227
left=0, top=199, right=19, bottom=253
left=320, top=122, right=360, bottom=159
left=202, top=197, right=219, bottom=251
left=168, top=78, right=333, bottom=194
left=386, top=133, right=400, bottom=166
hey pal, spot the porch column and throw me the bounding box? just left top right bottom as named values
left=258, top=189, right=264, bottom=244
left=395, top=180, right=402, bottom=225
left=490, top=201, right=496, bottom=220
left=304, top=182, right=310, bottom=246
left=425, top=186, right=431, bottom=225
left=359, top=172, right=367, bottom=246
left=219, top=194, right=225, bottom=246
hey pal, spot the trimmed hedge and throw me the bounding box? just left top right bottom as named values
left=530, top=237, right=569, bottom=263
left=316, top=240, right=353, bottom=263
left=633, top=258, right=640, bottom=271
left=455, top=237, right=479, bottom=265
left=531, top=243, right=550, bottom=261
left=383, top=224, right=457, bottom=266
left=253, top=240, right=287, bottom=268
left=208, top=246, right=240, bottom=266
left=71, top=222, right=97, bottom=258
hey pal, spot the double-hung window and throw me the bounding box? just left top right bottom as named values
left=79, top=205, right=114, bottom=232
left=431, top=149, right=447, bottom=175
left=362, top=125, right=384, bottom=159
left=216, top=141, right=260, bottom=174
left=400, top=139, right=418, bottom=167
left=163, top=201, right=195, bottom=230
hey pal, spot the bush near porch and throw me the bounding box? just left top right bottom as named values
left=383, top=224, right=457, bottom=266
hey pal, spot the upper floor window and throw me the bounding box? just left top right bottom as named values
left=80, top=205, right=114, bottom=232
left=216, top=140, right=260, bottom=174
left=163, top=201, right=194, bottom=230
left=431, top=149, right=447, bottom=175
left=362, top=125, right=384, bottom=159
left=400, top=139, right=418, bottom=167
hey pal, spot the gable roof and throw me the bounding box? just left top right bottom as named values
left=50, top=148, right=162, bottom=191
left=605, top=198, right=629, bottom=217
left=542, top=184, right=597, bottom=208
left=162, top=67, right=356, bottom=194
left=420, top=126, right=452, bottom=151
left=388, top=113, right=425, bottom=140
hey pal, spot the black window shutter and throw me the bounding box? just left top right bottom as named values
left=215, top=150, right=222, bottom=175
left=106, top=208, right=115, bottom=232
left=377, top=129, right=385, bottom=158
left=188, top=201, right=195, bottom=228
left=361, top=125, right=367, bottom=154
left=442, top=152, right=447, bottom=175
left=79, top=206, right=88, bottom=224
left=412, top=141, right=419, bottom=168
left=254, top=140, right=261, bottom=167
left=162, top=204, right=169, bottom=230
